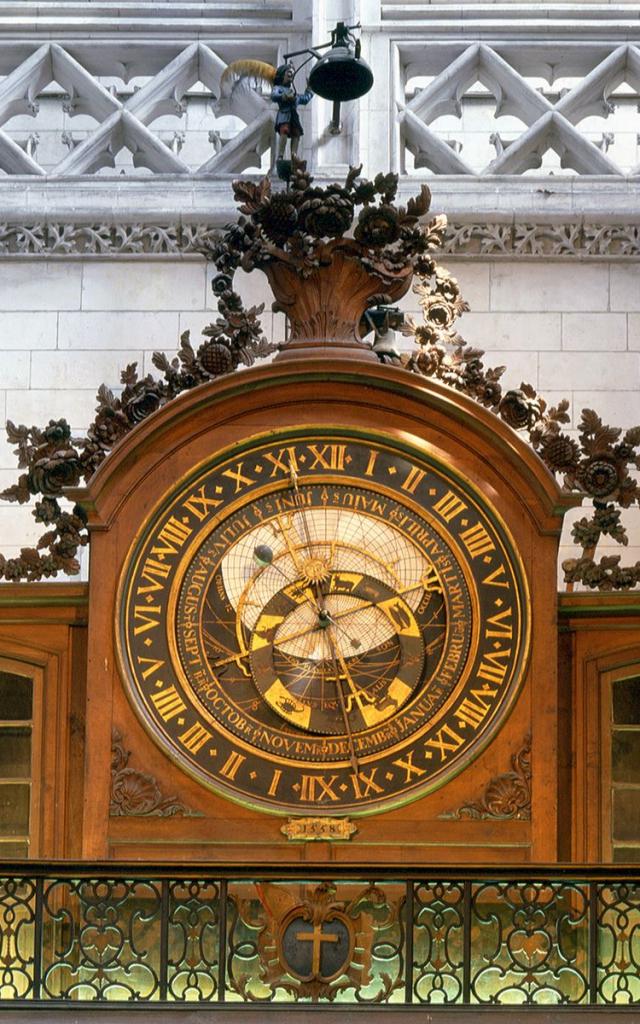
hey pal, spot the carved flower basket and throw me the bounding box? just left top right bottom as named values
left=262, top=242, right=414, bottom=360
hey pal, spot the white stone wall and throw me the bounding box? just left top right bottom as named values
left=0, top=255, right=638, bottom=583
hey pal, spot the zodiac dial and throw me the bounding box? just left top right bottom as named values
left=118, top=431, right=529, bottom=815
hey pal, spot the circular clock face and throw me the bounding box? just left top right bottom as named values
left=117, top=430, right=529, bottom=816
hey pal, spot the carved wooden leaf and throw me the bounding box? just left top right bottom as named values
left=344, top=164, right=363, bottom=192
left=97, top=383, right=117, bottom=410
left=624, top=426, right=640, bottom=446
left=0, top=480, right=31, bottom=504
left=233, top=178, right=270, bottom=214
left=406, top=184, right=431, bottom=219
left=5, top=420, right=29, bottom=444
left=151, top=351, right=171, bottom=372
left=578, top=409, right=621, bottom=452
left=120, top=362, right=139, bottom=386
left=549, top=399, right=571, bottom=424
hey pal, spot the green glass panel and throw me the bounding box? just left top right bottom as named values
left=0, top=727, right=31, bottom=778
left=612, top=676, right=640, bottom=725
left=0, top=839, right=28, bottom=857
left=611, top=730, right=640, bottom=784
left=613, top=846, right=640, bottom=863
left=0, top=671, right=32, bottom=721
left=0, top=783, right=30, bottom=835
left=612, top=788, right=640, bottom=842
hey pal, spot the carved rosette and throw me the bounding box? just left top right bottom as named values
left=110, top=729, right=199, bottom=818
left=440, top=735, right=531, bottom=821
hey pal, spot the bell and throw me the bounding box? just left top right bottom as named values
left=308, top=24, right=373, bottom=135
left=308, top=37, right=373, bottom=103
left=284, top=22, right=374, bottom=136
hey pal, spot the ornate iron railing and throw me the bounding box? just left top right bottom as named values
left=1, top=864, right=639, bottom=1007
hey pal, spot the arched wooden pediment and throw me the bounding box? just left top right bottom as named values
left=77, top=359, right=577, bottom=538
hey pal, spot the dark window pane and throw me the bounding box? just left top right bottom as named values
left=613, top=788, right=640, bottom=842
left=0, top=840, right=28, bottom=858
left=0, top=783, right=30, bottom=835
left=0, top=727, right=31, bottom=778
left=0, top=671, right=33, bottom=721
left=613, top=846, right=640, bottom=863
left=612, top=731, right=640, bottom=784
left=613, top=676, right=640, bottom=725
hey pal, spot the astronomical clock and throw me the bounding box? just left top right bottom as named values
left=116, top=429, right=529, bottom=818
left=23, top=167, right=582, bottom=865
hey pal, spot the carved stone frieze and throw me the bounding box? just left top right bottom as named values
left=110, top=729, right=200, bottom=817
left=0, top=220, right=638, bottom=258
left=0, top=222, right=217, bottom=256
left=440, top=222, right=640, bottom=259
left=440, top=735, right=531, bottom=821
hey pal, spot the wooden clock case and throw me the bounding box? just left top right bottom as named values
left=72, top=356, right=575, bottom=866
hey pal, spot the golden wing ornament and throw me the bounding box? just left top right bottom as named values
left=218, top=59, right=277, bottom=100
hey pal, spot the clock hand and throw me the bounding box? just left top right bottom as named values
left=259, top=579, right=425, bottom=652
left=275, top=580, right=426, bottom=647
left=333, top=643, right=378, bottom=714
left=322, top=611, right=361, bottom=650
left=324, top=624, right=360, bottom=776
left=289, top=461, right=315, bottom=557
left=272, top=514, right=306, bottom=575
left=288, top=461, right=329, bottom=611
left=268, top=515, right=325, bottom=618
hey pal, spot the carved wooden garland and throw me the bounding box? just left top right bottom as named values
left=0, top=164, right=639, bottom=590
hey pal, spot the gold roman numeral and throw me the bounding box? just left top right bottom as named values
left=401, top=466, right=426, bottom=494
left=454, top=687, right=497, bottom=729
left=482, top=564, right=510, bottom=588
left=433, top=490, right=467, bottom=523
left=267, top=769, right=282, bottom=797
left=299, top=774, right=340, bottom=802
left=137, top=557, right=172, bottom=594
left=307, top=444, right=346, bottom=471
left=178, top=722, right=211, bottom=754
left=151, top=516, right=192, bottom=558
left=182, top=484, right=223, bottom=521
left=350, top=768, right=384, bottom=799
left=133, top=605, right=162, bottom=635
left=476, top=648, right=511, bottom=685
left=136, top=655, right=165, bottom=680
left=219, top=750, right=245, bottom=781
left=364, top=449, right=379, bottom=476
left=460, top=522, right=495, bottom=559
left=151, top=685, right=186, bottom=722
left=425, top=724, right=464, bottom=761
left=263, top=447, right=298, bottom=477
left=221, top=461, right=255, bottom=492
left=485, top=606, right=513, bottom=639
left=392, top=750, right=426, bottom=783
